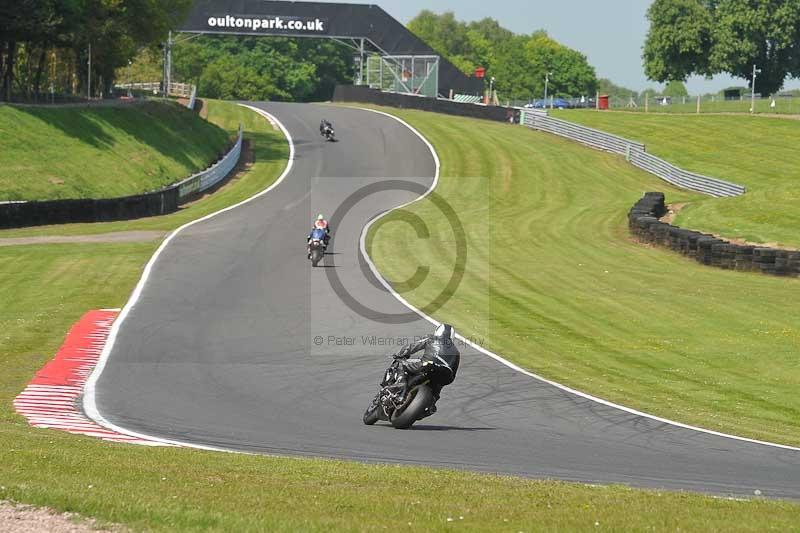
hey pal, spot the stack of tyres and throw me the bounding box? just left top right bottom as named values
left=753, top=248, right=777, bottom=275
left=734, top=246, right=755, bottom=272
left=628, top=192, right=797, bottom=278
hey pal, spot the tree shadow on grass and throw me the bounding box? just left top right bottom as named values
left=16, top=102, right=231, bottom=176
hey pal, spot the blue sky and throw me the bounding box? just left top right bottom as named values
left=314, top=0, right=800, bottom=93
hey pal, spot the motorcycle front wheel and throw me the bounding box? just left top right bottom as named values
left=390, top=384, right=434, bottom=429
left=363, top=393, right=382, bottom=425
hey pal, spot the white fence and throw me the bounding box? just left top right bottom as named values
left=176, top=124, right=243, bottom=201
left=115, top=82, right=197, bottom=109
left=520, top=110, right=746, bottom=198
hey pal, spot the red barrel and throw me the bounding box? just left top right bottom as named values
left=598, top=94, right=610, bottom=110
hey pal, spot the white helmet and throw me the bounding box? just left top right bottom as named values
left=434, top=323, right=455, bottom=340
left=317, top=214, right=325, bottom=221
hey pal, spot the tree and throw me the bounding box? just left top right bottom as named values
left=662, top=80, right=688, bottom=97
left=407, top=11, right=597, bottom=100
left=643, top=0, right=713, bottom=83
left=709, top=0, right=800, bottom=95
left=492, top=32, right=596, bottom=100
left=0, top=0, right=193, bottom=101
left=163, top=35, right=351, bottom=102
left=644, top=0, right=800, bottom=95
left=407, top=11, right=516, bottom=75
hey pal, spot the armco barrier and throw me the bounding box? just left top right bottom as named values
left=176, top=124, right=243, bottom=202
left=629, top=192, right=799, bottom=277
left=521, top=111, right=746, bottom=198
left=333, top=85, right=521, bottom=124
left=0, top=125, right=243, bottom=229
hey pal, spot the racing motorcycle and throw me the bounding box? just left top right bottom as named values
left=322, top=125, right=336, bottom=142
left=363, top=358, right=436, bottom=429
left=308, top=237, right=325, bottom=267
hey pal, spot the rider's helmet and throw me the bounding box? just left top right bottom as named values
left=433, top=323, right=455, bottom=341
left=317, top=214, right=325, bottom=221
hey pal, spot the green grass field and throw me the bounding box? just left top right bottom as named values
left=0, top=101, right=230, bottom=201
left=551, top=110, right=800, bottom=248
left=368, top=108, right=800, bottom=447
left=1, top=102, right=799, bottom=530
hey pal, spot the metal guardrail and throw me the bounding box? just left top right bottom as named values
left=520, top=110, right=746, bottom=198
left=188, top=85, right=197, bottom=111
left=176, top=124, right=243, bottom=201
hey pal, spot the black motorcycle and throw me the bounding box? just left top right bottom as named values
left=322, top=126, right=336, bottom=142
left=363, top=359, right=436, bottom=429
left=308, top=238, right=325, bottom=267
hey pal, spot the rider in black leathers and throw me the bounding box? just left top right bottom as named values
left=319, top=119, right=333, bottom=137
left=388, top=324, right=460, bottom=415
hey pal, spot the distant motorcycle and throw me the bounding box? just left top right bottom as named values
left=322, top=125, right=336, bottom=142
left=363, top=358, right=436, bottom=429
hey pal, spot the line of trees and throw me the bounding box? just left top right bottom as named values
left=0, top=0, right=192, bottom=102
left=644, top=0, right=800, bottom=95
left=407, top=11, right=597, bottom=100
left=168, top=36, right=352, bottom=102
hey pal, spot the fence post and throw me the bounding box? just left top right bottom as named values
left=626, top=144, right=631, bottom=162
left=519, top=109, right=526, bottom=126
left=645, top=94, right=649, bottom=113
left=696, top=95, right=701, bottom=114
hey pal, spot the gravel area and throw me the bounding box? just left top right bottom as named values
left=0, top=501, right=118, bottom=532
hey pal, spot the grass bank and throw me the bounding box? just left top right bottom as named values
left=1, top=102, right=798, bottom=530
left=551, top=110, right=800, bottom=248
left=367, top=107, right=800, bottom=447
left=0, top=101, right=285, bottom=238
left=0, top=101, right=229, bottom=201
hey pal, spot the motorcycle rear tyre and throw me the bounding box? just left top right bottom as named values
left=390, top=384, right=434, bottom=429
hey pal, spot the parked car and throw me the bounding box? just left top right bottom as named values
left=525, top=98, right=572, bottom=109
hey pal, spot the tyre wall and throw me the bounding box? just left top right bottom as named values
left=629, top=193, right=800, bottom=277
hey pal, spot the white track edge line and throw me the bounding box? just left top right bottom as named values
left=353, top=106, right=800, bottom=453
left=81, top=104, right=294, bottom=452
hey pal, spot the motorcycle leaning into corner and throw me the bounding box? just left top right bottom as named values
left=320, top=119, right=336, bottom=142
left=363, top=324, right=460, bottom=429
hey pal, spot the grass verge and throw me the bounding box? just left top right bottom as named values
left=365, top=107, right=800, bottom=447
left=1, top=102, right=799, bottom=530
left=0, top=101, right=230, bottom=201
left=551, top=110, right=800, bottom=248
left=616, top=97, right=800, bottom=115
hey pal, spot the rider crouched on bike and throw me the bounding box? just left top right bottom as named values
left=308, top=214, right=331, bottom=247
left=319, top=119, right=333, bottom=137
left=389, top=324, right=460, bottom=415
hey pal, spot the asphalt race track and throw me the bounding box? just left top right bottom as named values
left=92, top=102, right=800, bottom=498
